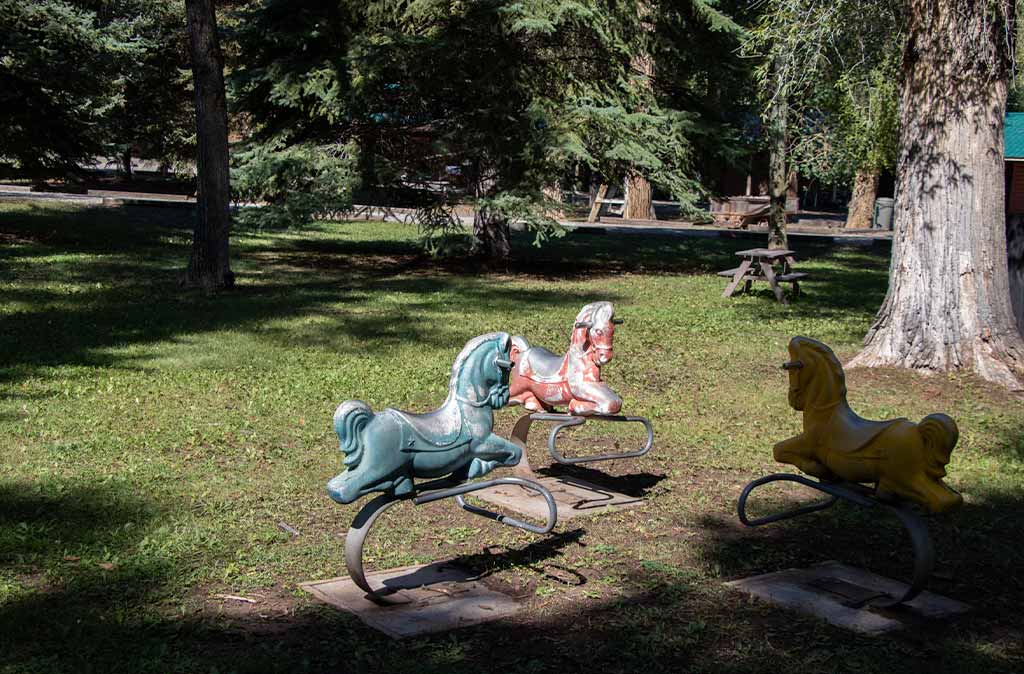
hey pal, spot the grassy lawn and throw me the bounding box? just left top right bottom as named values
left=1, top=200, right=1022, bottom=673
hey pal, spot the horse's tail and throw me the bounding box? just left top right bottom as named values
left=333, top=400, right=374, bottom=469
left=918, top=413, right=959, bottom=475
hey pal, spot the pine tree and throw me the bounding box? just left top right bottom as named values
left=107, top=0, right=195, bottom=177
left=232, top=0, right=744, bottom=259
left=0, top=0, right=139, bottom=181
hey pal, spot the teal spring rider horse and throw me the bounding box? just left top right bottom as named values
left=328, top=332, right=524, bottom=504
left=328, top=332, right=558, bottom=604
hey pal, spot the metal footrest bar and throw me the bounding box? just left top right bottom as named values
left=344, top=476, right=557, bottom=605
left=737, top=473, right=935, bottom=608
left=511, top=413, right=654, bottom=466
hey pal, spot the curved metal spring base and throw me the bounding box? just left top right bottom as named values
left=345, top=476, right=557, bottom=605
left=510, top=413, right=654, bottom=471
left=737, top=474, right=935, bottom=608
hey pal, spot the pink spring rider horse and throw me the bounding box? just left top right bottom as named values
left=509, top=302, right=624, bottom=416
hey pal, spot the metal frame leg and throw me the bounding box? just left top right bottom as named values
left=510, top=412, right=654, bottom=466
left=737, top=473, right=935, bottom=607
left=344, top=476, right=558, bottom=605
left=344, top=493, right=407, bottom=605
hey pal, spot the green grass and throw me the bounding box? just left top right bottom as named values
left=1, top=200, right=1022, bottom=673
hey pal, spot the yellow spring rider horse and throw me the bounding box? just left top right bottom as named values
left=775, top=337, right=962, bottom=515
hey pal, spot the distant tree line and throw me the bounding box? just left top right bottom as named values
left=1, top=0, right=757, bottom=255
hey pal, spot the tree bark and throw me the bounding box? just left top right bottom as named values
left=767, top=81, right=788, bottom=249
left=623, top=173, right=655, bottom=220
left=850, top=0, right=1024, bottom=390
left=543, top=183, right=566, bottom=219
left=121, top=147, right=134, bottom=182
left=846, top=168, right=879, bottom=229
left=183, top=0, right=234, bottom=291
left=471, top=207, right=511, bottom=260
left=623, top=9, right=656, bottom=222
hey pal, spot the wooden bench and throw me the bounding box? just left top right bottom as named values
left=717, top=268, right=809, bottom=282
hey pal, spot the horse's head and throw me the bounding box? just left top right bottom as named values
left=573, top=301, right=621, bottom=367
left=784, top=336, right=847, bottom=412
left=449, top=332, right=514, bottom=409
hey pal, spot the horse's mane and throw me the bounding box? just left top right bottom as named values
left=791, top=336, right=847, bottom=402
left=575, top=301, right=615, bottom=327
left=446, top=332, right=509, bottom=398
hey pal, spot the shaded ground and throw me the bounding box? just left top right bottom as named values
left=0, top=201, right=1021, bottom=673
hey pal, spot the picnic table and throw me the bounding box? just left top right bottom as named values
left=718, top=248, right=808, bottom=304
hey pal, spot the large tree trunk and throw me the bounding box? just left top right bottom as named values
left=121, top=147, right=134, bottom=182
left=468, top=160, right=510, bottom=260
left=623, top=8, right=656, bottom=222
left=183, top=0, right=234, bottom=291
left=471, top=207, right=511, bottom=260
left=543, top=183, right=566, bottom=219
left=767, top=82, right=788, bottom=250
left=623, top=173, right=655, bottom=220
left=850, top=0, right=1024, bottom=390
left=846, top=168, right=879, bottom=229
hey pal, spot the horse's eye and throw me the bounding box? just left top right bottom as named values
left=595, top=329, right=604, bottom=336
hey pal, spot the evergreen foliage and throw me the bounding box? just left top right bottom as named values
left=231, top=0, right=746, bottom=253
left=0, top=0, right=194, bottom=181
left=108, top=0, right=195, bottom=174
left=232, top=140, right=361, bottom=228
left=0, top=0, right=136, bottom=179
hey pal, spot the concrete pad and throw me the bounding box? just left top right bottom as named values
left=726, top=561, right=969, bottom=635
left=301, top=561, right=520, bottom=638
left=471, top=474, right=643, bottom=521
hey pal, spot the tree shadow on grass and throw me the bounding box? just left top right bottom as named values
left=2, top=474, right=1021, bottom=673
left=0, top=512, right=592, bottom=673
left=508, top=228, right=749, bottom=278
left=513, top=226, right=890, bottom=277
left=0, top=205, right=615, bottom=385
left=0, top=481, right=156, bottom=559
left=7, top=510, right=1020, bottom=673
left=516, top=227, right=890, bottom=328
left=687, top=473, right=1024, bottom=665
left=0, top=480, right=179, bottom=664
left=0, top=275, right=615, bottom=384
left=0, top=202, right=892, bottom=389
